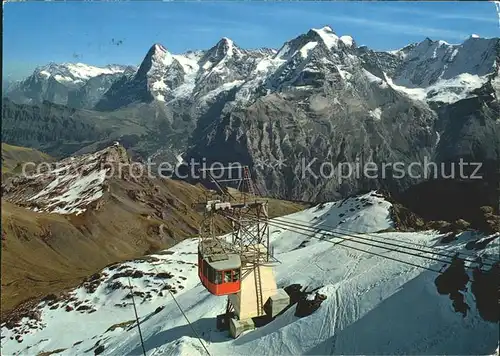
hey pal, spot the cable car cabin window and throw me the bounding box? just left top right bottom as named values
left=206, top=264, right=223, bottom=285
left=209, top=265, right=215, bottom=283
left=215, top=270, right=222, bottom=284
left=232, top=269, right=240, bottom=282
left=223, top=271, right=231, bottom=283
left=203, top=259, right=209, bottom=277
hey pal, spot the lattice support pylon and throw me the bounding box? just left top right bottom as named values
left=195, top=165, right=273, bottom=320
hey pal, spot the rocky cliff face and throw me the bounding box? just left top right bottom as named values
left=183, top=28, right=499, bottom=201
left=1, top=99, right=106, bottom=157
left=187, top=84, right=438, bottom=201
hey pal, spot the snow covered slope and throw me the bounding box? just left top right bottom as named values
left=383, top=72, right=491, bottom=104
left=390, top=37, right=498, bottom=88
left=3, top=145, right=128, bottom=215
left=2, top=192, right=498, bottom=355
left=382, top=36, right=499, bottom=104
left=5, top=63, right=136, bottom=109
left=35, top=63, right=129, bottom=85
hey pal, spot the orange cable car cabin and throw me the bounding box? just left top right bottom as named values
left=198, top=239, right=241, bottom=296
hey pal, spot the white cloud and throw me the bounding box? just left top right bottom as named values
left=382, top=4, right=498, bottom=24
left=330, top=15, right=469, bottom=40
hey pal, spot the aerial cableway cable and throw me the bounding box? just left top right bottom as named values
left=274, top=214, right=500, bottom=265
left=270, top=219, right=496, bottom=271
left=127, top=277, right=147, bottom=356
left=246, top=187, right=498, bottom=265
left=151, top=264, right=212, bottom=356
left=261, top=219, right=445, bottom=273
left=223, top=212, right=456, bottom=269
left=266, top=219, right=462, bottom=269
left=243, top=216, right=497, bottom=273
left=268, top=216, right=499, bottom=268
left=234, top=214, right=447, bottom=272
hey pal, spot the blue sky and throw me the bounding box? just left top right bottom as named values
left=3, top=1, right=499, bottom=80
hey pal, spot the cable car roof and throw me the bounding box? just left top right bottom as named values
left=208, top=253, right=241, bottom=270
left=199, top=239, right=241, bottom=270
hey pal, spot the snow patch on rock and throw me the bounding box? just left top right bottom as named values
left=311, top=26, right=340, bottom=50
left=4, top=146, right=127, bottom=215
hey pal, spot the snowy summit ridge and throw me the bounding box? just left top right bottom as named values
left=34, top=62, right=130, bottom=85
left=3, top=145, right=129, bottom=215
left=7, top=27, right=499, bottom=110
left=98, top=27, right=498, bottom=108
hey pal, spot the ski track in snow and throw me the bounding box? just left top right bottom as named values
left=2, top=191, right=498, bottom=356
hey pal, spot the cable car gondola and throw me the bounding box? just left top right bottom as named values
left=198, top=239, right=241, bottom=296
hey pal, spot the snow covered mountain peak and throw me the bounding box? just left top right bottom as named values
left=199, top=37, right=243, bottom=69
left=470, top=34, right=481, bottom=39
left=216, top=37, right=243, bottom=58
left=219, top=37, right=236, bottom=55
left=33, top=62, right=129, bottom=85
left=412, top=37, right=452, bottom=53
left=153, top=43, right=168, bottom=53
left=6, top=62, right=134, bottom=109
left=314, top=25, right=334, bottom=33
left=340, top=35, right=355, bottom=47
left=131, top=43, right=187, bottom=101
left=138, top=43, right=175, bottom=75
left=388, top=35, right=499, bottom=90
left=309, top=25, right=342, bottom=50
left=274, top=26, right=354, bottom=63
left=3, top=144, right=129, bottom=215
left=306, top=25, right=355, bottom=49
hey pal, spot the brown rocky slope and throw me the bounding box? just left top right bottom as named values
left=1, top=144, right=304, bottom=314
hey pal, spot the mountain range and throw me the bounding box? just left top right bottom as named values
left=3, top=26, right=499, bottom=201
left=6, top=63, right=136, bottom=109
